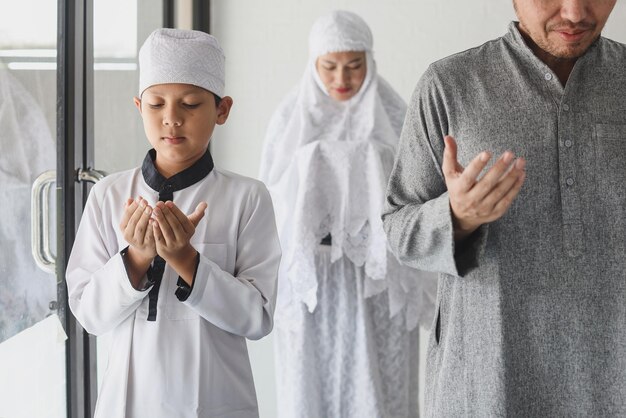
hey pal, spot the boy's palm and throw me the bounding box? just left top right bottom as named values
left=120, top=197, right=157, bottom=260
left=152, top=201, right=207, bottom=262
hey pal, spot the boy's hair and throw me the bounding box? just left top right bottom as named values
left=138, top=28, right=226, bottom=99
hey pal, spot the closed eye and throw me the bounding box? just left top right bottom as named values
left=182, top=103, right=201, bottom=109
left=148, top=103, right=163, bottom=109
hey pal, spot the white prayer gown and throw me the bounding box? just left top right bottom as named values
left=66, top=159, right=281, bottom=418
left=259, top=11, right=437, bottom=418
left=0, top=66, right=56, bottom=343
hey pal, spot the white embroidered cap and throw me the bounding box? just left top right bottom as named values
left=308, top=10, right=373, bottom=59
left=138, top=28, right=225, bottom=97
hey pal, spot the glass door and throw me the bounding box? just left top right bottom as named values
left=0, top=1, right=202, bottom=415
left=0, top=1, right=66, bottom=416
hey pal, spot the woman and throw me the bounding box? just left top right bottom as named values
left=259, top=10, right=436, bottom=417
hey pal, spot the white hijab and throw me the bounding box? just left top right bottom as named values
left=259, top=11, right=435, bottom=330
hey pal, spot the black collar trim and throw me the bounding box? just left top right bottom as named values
left=141, top=148, right=214, bottom=195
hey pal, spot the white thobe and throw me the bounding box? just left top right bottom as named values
left=66, top=166, right=281, bottom=418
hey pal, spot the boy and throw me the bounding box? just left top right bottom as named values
left=66, top=28, right=281, bottom=418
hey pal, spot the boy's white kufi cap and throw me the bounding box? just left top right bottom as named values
left=138, top=28, right=225, bottom=97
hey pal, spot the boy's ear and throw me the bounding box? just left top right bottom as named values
left=215, top=96, right=233, bottom=125
left=133, top=97, right=142, bottom=113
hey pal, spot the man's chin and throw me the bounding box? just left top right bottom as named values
left=545, top=35, right=599, bottom=59
left=549, top=45, right=590, bottom=60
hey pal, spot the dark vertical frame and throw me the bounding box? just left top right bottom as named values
left=192, top=0, right=211, bottom=33
left=57, top=0, right=96, bottom=416
left=164, top=0, right=175, bottom=28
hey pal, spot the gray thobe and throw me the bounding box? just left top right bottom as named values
left=383, top=22, right=626, bottom=417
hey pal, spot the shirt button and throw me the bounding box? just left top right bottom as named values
left=564, top=139, right=573, bottom=147
left=544, top=73, right=553, bottom=81
left=566, top=177, right=574, bottom=186
left=562, top=104, right=570, bottom=111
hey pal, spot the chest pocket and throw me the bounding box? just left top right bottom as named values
left=165, top=243, right=228, bottom=320
left=595, top=123, right=626, bottom=196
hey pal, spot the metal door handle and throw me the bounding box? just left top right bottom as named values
left=77, top=167, right=107, bottom=184
left=31, top=170, right=57, bottom=274
left=31, top=167, right=107, bottom=273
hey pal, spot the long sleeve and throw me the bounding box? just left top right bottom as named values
left=66, top=183, right=150, bottom=336
left=183, top=183, right=281, bottom=340
left=382, top=66, right=487, bottom=277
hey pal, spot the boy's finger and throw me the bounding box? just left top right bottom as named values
left=125, top=202, right=146, bottom=235
left=161, top=202, right=190, bottom=240
left=145, top=220, right=155, bottom=245
left=152, top=221, right=164, bottom=245
left=188, top=202, right=208, bottom=227
left=164, top=201, right=191, bottom=232
left=154, top=206, right=175, bottom=244
left=119, top=199, right=138, bottom=230
left=133, top=205, right=153, bottom=244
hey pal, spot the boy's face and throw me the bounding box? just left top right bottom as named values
left=134, top=83, right=232, bottom=177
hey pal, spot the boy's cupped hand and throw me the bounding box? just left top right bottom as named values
left=151, top=201, right=208, bottom=285
left=120, top=196, right=157, bottom=260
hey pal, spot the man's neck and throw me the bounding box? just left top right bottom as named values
left=518, top=28, right=577, bottom=86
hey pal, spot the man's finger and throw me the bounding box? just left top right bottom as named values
left=442, top=135, right=460, bottom=178
left=456, top=151, right=492, bottom=192
left=491, top=164, right=526, bottom=219
left=479, top=164, right=523, bottom=212
left=467, top=151, right=515, bottom=201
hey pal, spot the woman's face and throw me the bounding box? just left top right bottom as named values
left=316, top=51, right=367, bottom=101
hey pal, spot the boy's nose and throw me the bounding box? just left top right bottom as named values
left=163, top=113, right=182, bottom=126
left=163, top=119, right=182, bottom=127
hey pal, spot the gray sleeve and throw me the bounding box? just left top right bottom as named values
left=382, top=66, right=487, bottom=277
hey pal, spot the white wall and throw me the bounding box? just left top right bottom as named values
left=209, top=2, right=626, bottom=417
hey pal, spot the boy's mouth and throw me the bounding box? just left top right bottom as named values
left=164, top=136, right=186, bottom=145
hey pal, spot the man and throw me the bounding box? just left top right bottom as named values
left=383, top=1, right=625, bottom=416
